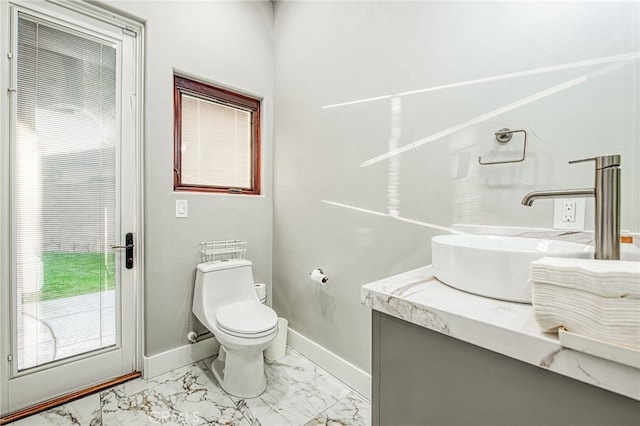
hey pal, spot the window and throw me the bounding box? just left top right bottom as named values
left=173, top=75, right=261, bottom=194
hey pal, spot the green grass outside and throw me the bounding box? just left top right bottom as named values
left=40, top=252, right=115, bottom=301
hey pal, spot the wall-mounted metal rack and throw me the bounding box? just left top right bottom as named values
left=199, top=240, right=247, bottom=263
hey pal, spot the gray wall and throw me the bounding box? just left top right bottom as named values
left=273, top=1, right=639, bottom=372
left=107, top=0, right=274, bottom=357
left=99, top=0, right=639, bottom=371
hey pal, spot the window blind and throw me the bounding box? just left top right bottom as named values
left=181, top=94, right=252, bottom=189
left=15, top=14, right=118, bottom=370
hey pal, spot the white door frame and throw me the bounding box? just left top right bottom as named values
left=0, top=0, right=144, bottom=416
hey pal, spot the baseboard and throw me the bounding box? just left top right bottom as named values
left=143, top=337, right=219, bottom=379
left=286, top=328, right=371, bottom=401
left=142, top=329, right=372, bottom=401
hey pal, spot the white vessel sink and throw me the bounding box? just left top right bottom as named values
left=431, top=235, right=593, bottom=303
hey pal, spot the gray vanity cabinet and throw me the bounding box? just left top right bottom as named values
left=372, top=311, right=640, bottom=426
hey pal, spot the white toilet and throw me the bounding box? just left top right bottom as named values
left=192, top=258, right=278, bottom=398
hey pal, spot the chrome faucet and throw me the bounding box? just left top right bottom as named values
left=521, top=155, right=621, bottom=260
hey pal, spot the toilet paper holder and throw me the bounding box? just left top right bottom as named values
left=310, top=268, right=329, bottom=284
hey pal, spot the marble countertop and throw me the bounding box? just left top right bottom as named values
left=361, top=265, right=640, bottom=401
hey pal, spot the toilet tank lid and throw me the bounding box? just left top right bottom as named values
left=197, top=259, right=252, bottom=273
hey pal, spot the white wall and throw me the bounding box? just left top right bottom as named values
left=273, top=1, right=639, bottom=372
left=105, top=0, right=274, bottom=357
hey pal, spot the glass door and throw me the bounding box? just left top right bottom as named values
left=3, top=1, right=140, bottom=414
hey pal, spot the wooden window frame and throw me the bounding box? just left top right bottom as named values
left=173, top=75, right=261, bottom=195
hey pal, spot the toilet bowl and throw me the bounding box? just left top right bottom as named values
left=192, top=259, right=278, bottom=398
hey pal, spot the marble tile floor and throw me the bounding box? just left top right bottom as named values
left=9, top=348, right=371, bottom=426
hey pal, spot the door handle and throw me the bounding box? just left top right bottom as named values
left=112, top=232, right=134, bottom=269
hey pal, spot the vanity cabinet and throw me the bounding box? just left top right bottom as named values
left=372, top=310, right=640, bottom=426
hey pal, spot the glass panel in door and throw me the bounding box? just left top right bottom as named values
left=14, top=14, right=118, bottom=371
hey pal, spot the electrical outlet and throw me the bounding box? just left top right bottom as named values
left=553, top=198, right=585, bottom=230
left=562, top=201, right=576, bottom=222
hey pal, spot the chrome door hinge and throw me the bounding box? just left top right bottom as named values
left=7, top=354, right=13, bottom=362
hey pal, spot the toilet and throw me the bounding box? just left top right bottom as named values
left=192, top=258, right=278, bottom=398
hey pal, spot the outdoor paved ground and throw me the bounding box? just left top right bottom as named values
left=18, top=290, right=115, bottom=370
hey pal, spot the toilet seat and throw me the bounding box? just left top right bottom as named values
left=216, top=301, right=278, bottom=339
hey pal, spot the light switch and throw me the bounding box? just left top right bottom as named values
left=175, top=200, right=188, bottom=218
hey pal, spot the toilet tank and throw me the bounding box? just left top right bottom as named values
left=192, top=259, right=258, bottom=327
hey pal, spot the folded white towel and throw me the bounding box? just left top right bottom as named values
left=533, top=283, right=640, bottom=348
left=530, top=258, right=640, bottom=350
left=530, top=258, right=640, bottom=298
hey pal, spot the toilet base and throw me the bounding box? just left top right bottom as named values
left=210, top=345, right=267, bottom=398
